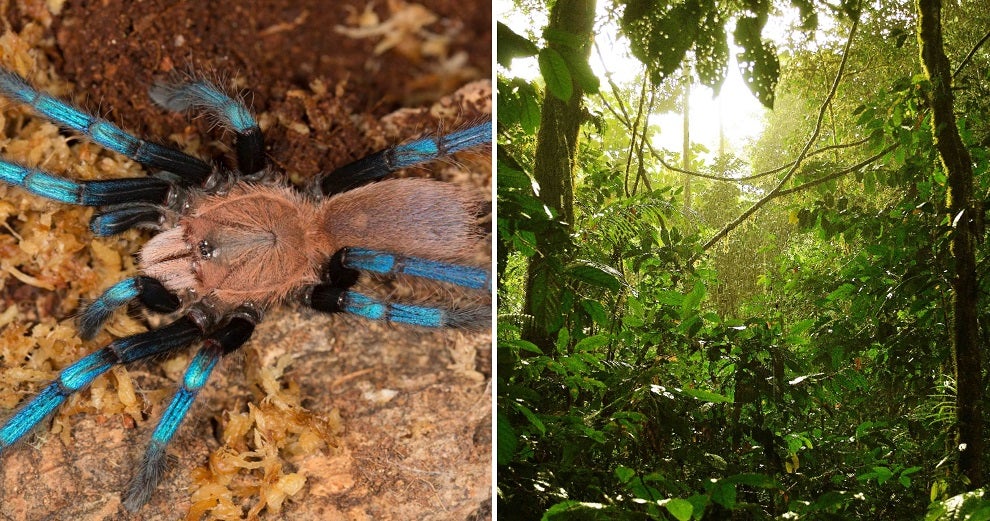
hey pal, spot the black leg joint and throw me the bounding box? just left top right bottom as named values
left=317, top=149, right=394, bottom=196
left=139, top=144, right=213, bottom=185
left=136, top=276, right=182, bottom=314
left=307, top=285, right=346, bottom=314
left=322, top=249, right=361, bottom=289
left=235, top=127, right=266, bottom=178
left=114, top=315, right=203, bottom=364
left=208, top=316, right=256, bottom=356
left=90, top=205, right=164, bottom=236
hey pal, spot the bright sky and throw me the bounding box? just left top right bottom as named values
left=496, top=0, right=768, bottom=159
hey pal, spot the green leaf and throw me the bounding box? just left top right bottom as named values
left=789, top=318, right=815, bottom=336
left=615, top=465, right=636, bottom=483
left=538, top=47, right=573, bottom=101
left=680, top=281, right=706, bottom=319
left=497, top=22, right=539, bottom=68
left=663, top=498, right=693, bottom=521
left=542, top=500, right=605, bottom=520
left=786, top=318, right=816, bottom=345
left=496, top=164, right=531, bottom=189
left=512, top=230, right=538, bottom=257
left=826, top=283, right=857, bottom=302
left=497, top=78, right=541, bottom=133
left=734, top=16, right=779, bottom=108
left=562, top=51, right=600, bottom=94
left=580, top=299, right=608, bottom=325
left=555, top=327, right=570, bottom=354
left=655, top=290, right=685, bottom=307
left=621, top=0, right=704, bottom=83
left=574, top=334, right=610, bottom=352
left=496, top=411, right=517, bottom=465
left=519, top=93, right=541, bottom=134
left=855, top=420, right=876, bottom=439
left=678, top=387, right=731, bottom=403
left=567, top=262, right=622, bottom=291
left=511, top=402, right=546, bottom=436
left=810, top=491, right=851, bottom=511
left=710, top=481, right=737, bottom=509
left=543, top=28, right=586, bottom=49
left=503, top=338, right=543, bottom=355
left=694, top=7, right=729, bottom=92
left=873, top=466, right=893, bottom=485
left=624, top=295, right=646, bottom=327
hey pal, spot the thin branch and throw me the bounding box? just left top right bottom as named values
left=774, top=143, right=898, bottom=197
left=633, top=87, right=656, bottom=194
left=953, top=29, right=990, bottom=79
left=595, top=41, right=633, bottom=124
left=702, top=15, right=860, bottom=251
left=624, top=74, right=650, bottom=196
left=647, top=135, right=873, bottom=182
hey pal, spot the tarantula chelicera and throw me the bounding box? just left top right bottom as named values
left=0, top=64, right=490, bottom=511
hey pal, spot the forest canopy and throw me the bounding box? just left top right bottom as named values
left=497, top=0, right=990, bottom=518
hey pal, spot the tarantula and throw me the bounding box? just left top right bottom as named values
left=0, top=65, right=490, bottom=511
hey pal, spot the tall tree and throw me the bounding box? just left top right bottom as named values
left=523, top=0, right=597, bottom=350
left=682, top=64, right=692, bottom=211
left=917, top=0, right=983, bottom=488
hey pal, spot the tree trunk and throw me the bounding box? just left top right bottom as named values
left=522, top=0, right=597, bottom=351
left=917, top=0, right=984, bottom=488
left=682, top=65, right=692, bottom=211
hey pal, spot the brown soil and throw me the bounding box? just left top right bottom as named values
left=0, top=0, right=491, bottom=520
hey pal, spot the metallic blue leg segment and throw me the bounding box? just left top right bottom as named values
left=342, top=247, right=491, bottom=291
left=307, top=287, right=487, bottom=328
left=0, top=384, right=63, bottom=448
left=149, top=80, right=265, bottom=176
left=149, top=80, right=257, bottom=133
left=0, top=68, right=211, bottom=181
left=0, top=316, right=202, bottom=452
left=341, top=290, right=445, bottom=327
left=124, top=316, right=254, bottom=512
left=0, top=159, right=78, bottom=204
left=79, top=276, right=181, bottom=340
left=78, top=277, right=140, bottom=339
left=391, top=121, right=492, bottom=168
left=316, top=120, right=492, bottom=195
left=0, top=158, right=172, bottom=206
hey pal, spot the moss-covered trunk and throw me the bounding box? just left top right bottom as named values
left=917, top=0, right=984, bottom=488
left=522, top=0, right=596, bottom=350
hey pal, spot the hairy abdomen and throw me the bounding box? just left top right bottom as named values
left=319, top=178, right=482, bottom=263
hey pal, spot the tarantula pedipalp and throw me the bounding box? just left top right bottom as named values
left=0, top=63, right=491, bottom=512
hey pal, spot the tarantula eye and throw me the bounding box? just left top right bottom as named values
left=198, top=239, right=215, bottom=259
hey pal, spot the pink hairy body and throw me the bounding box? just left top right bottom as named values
left=139, top=177, right=480, bottom=311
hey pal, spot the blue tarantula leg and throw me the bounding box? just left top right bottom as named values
left=123, top=314, right=255, bottom=512
left=315, top=120, right=493, bottom=196
left=340, top=247, right=491, bottom=291
left=0, top=68, right=211, bottom=182
left=90, top=204, right=165, bottom=236
left=0, top=159, right=174, bottom=206
left=0, top=315, right=203, bottom=451
left=78, top=276, right=181, bottom=340
left=149, top=80, right=265, bottom=177
left=305, top=287, right=489, bottom=330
